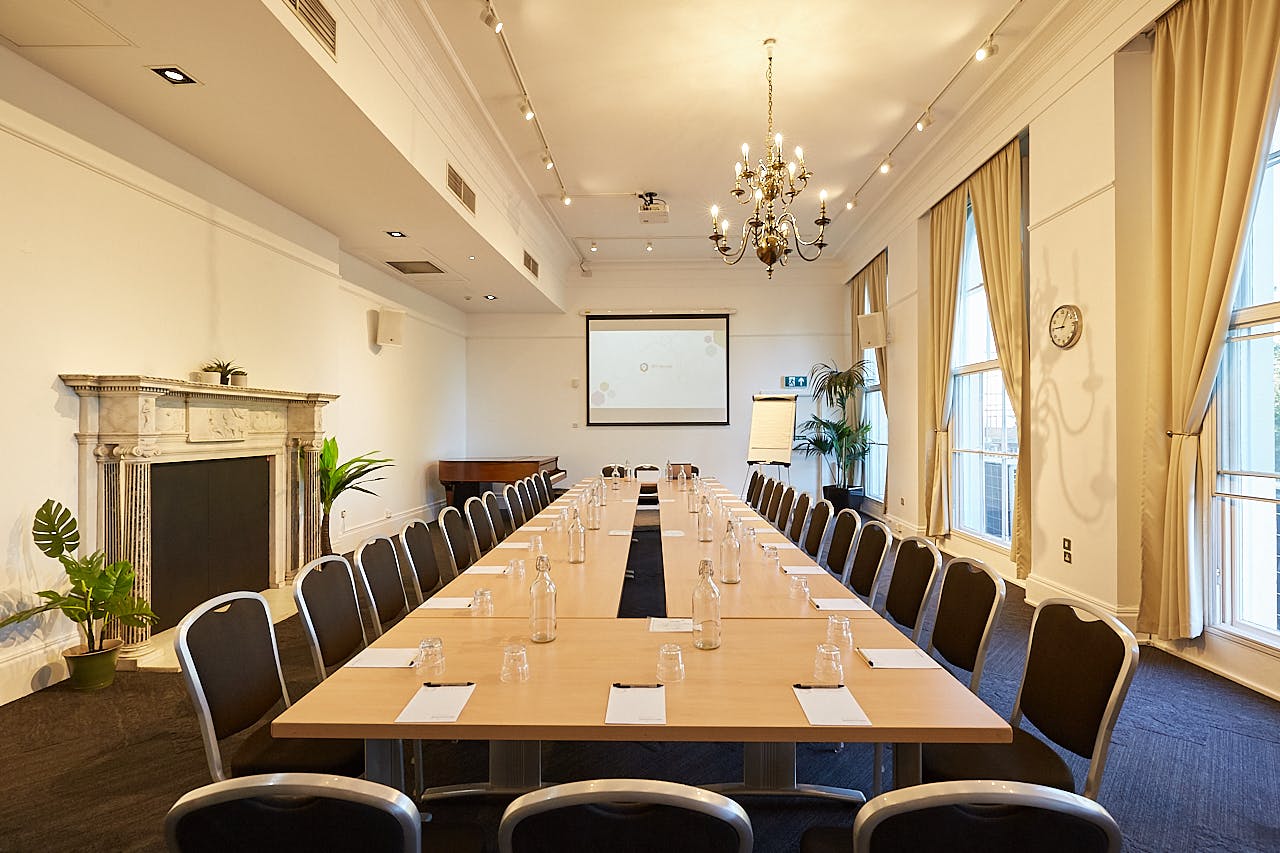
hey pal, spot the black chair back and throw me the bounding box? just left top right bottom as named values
left=764, top=481, right=784, bottom=523
left=294, top=555, right=369, bottom=682
left=745, top=470, right=763, bottom=505
left=540, top=469, right=557, bottom=501
left=516, top=479, right=537, bottom=519
left=531, top=475, right=550, bottom=511
left=928, top=558, right=1005, bottom=691
left=602, top=464, right=625, bottom=476
left=399, top=519, right=441, bottom=603
left=848, top=519, right=892, bottom=601
left=883, top=537, right=942, bottom=642
left=464, top=496, right=496, bottom=555
left=485, top=490, right=511, bottom=540
left=754, top=478, right=774, bottom=511
left=774, top=486, right=796, bottom=530
left=802, top=499, right=833, bottom=560
left=787, top=492, right=811, bottom=543
left=823, top=509, right=862, bottom=585
left=439, top=506, right=476, bottom=577
left=354, top=536, right=409, bottom=636
left=503, top=483, right=527, bottom=529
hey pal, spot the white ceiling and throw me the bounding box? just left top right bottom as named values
left=0, top=0, right=1065, bottom=308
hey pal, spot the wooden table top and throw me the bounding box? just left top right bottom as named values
left=273, top=616, right=1009, bottom=744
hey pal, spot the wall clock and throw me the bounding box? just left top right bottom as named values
left=1049, top=304, right=1083, bottom=349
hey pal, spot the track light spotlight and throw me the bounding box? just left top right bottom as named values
left=975, top=39, right=998, bottom=62
left=541, top=152, right=554, bottom=170
left=916, top=110, right=934, bottom=132
left=480, top=4, right=502, bottom=33
left=519, top=96, right=534, bottom=121
left=561, top=192, right=572, bottom=206
left=879, top=157, right=893, bottom=174
left=645, top=241, right=654, bottom=253
left=846, top=199, right=856, bottom=211
left=590, top=241, right=598, bottom=252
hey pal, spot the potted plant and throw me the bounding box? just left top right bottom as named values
left=201, top=358, right=247, bottom=386
left=316, top=438, right=394, bottom=555
left=0, top=500, right=157, bottom=690
left=793, top=360, right=872, bottom=511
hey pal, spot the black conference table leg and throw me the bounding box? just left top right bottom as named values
left=893, top=742, right=922, bottom=788
left=366, top=739, right=406, bottom=792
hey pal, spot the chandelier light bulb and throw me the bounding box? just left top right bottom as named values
left=710, top=204, right=719, bottom=219
left=774, top=132, right=782, bottom=148
left=795, top=146, right=803, bottom=161
left=788, top=162, right=796, bottom=177
left=819, top=189, right=828, bottom=201
left=741, top=142, right=750, bottom=158
left=734, top=161, right=743, bottom=176
left=754, top=188, right=763, bottom=201
left=721, top=219, right=729, bottom=233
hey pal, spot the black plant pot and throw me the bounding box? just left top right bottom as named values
left=823, top=485, right=864, bottom=513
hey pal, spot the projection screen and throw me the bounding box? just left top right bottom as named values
left=586, top=314, right=730, bottom=426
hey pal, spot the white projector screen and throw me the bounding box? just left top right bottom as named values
left=586, top=314, right=730, bottom=425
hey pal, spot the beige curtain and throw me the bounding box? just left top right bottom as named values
left=925, top=186, right=968, bottom=537
left=851, top=251, right=890, bottom=407
left=1139, top=0, right=1280, bottom=639
left=969, top=141, right=1031, bottom=578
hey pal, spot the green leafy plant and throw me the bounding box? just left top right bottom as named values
left=201, top=359, right=246, bottom=384
left=0, top=500, right=157, bottom=652
left=316, top=438, right=394, bottom=555
left=793, top=360, right=872, bottom=489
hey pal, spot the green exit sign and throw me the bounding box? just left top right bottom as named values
left=782, top=375, right=809, bottom=388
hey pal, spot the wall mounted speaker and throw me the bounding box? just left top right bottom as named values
left=857, top=311, right=887, bottom=349
left=375, top=308, right=405, bottom=347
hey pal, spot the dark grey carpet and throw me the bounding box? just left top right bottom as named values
left=2, top=551, right=1279, bottom=850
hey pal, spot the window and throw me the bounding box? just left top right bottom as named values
left=951, top=205, right=1018, bottom=546
left=1214, top=122, right=1280, bottom=642
left=862, top=289, right=888, bottom=503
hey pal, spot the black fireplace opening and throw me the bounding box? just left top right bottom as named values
left=150, top=456, right=271, bottom=632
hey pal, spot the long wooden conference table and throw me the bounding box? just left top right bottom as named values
left=273, top=476, right=1010, bottom=802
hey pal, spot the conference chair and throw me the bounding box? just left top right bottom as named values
left=164, top=772, right=486, bottom=853
left=175, top=592, right=363, bottom=782
left=602, top=464, right=625, bottom=477
left=921, top=598, right=1139, bottom=800
left=745, top=469, right=763, bottom=505
left=846, top=519, right=893, bottom=606
left=880, top=536, right=943, bottom=643
left=463, top=495, right=497, bottom=557
left=787, top=491, right=811, bottom=544
left=763, top=479, right=784, bottom=523
left=484, top=490, right=511, bottom=540
left=294, top=555, right=371, bottom=683
left=437, top=506, right=476, bottom=579
left=753, top=478, right=774, bottom=512
left=802, top=499, right=834, bottom=563
left=669, top=463, right=700, bottom=478
left=822, top=509, right=863, bottom=586
left=531, top=474, right=551, bottom=511
left=498, top=779, right=753, bottom=853
left=923, top=558, right=1006, bottom=692
left=798, top=780, right=1122, bottom=853
left=503, top=483, right=527, bottom=529
left=773, top=485, right=796, bottom=531
left=399, top=519, right=443, bottom=604
left=515, top=479, right=537, bottom=522
left=354, top=535, right=410, bottom=637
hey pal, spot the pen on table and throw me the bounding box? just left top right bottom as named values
left=614, top=682, right=662, bottom=689
left=794, top=683, right=845, bottom=689
left=423, top=681, right=475, bottom=687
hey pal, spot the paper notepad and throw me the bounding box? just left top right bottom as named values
left=522, top=526, right=549, bottom=532
left=466, top=565, right=511, bottom=575
left=494, top=542, right=528, bottom=550
left=345, top=647, right=419, bottom=668
left=809, top=597, right=871, bottom=612
left=649, top=617, right=693, bottom=632
left=857, top=648, right=941, bottom=669
left=418, top=597, right=474, bottom=610
left=659, top=499, right=675, bottom=504
left=608, top=529, right=631, bottom=536
left=792, top=686, right=872, bottom=726
left=781, top=565, right=825, bottom=576
left=661, top=530, right=685, bottom=538
left=605, top=684, right=666, bottom=725
left=396, top=684, right=476, bottom=723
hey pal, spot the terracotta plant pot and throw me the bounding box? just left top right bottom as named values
left=63, top=638, right=123, bottom=691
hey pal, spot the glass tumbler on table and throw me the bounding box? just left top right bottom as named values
left=472, top=588, right=494, bottom=616
left=813, top=642, right=844, bottom=685
left=826, top=615, right=854, bottom=651
left=415, top=637, right=445, bottom=676
left=656, top=643, right=685, bottom=683
left=788, top=576, right=810, bottom=600
left=500, top=643, right=530, bottom=683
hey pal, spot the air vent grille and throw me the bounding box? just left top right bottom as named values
left=284, top=0, right=337, bottom=55
left=523, top=251, right=539, bottom=278
left=386, top=260, right=443, bottom=275
left=446, top=164, right=477, bottom=213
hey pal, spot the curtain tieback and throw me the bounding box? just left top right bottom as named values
left=1165, top=430, right=1196, bottom=437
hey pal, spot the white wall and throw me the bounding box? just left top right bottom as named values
left=0, top=55, right=468, bottom=704
left=466, top=265, right=850, bottom=494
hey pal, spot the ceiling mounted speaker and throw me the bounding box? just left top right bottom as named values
left=857, top=312, right=887, bottom=349
left=376, top=308, right=405, bottom=347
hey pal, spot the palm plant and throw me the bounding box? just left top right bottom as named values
left=793, top=360, right=872, bottom=489
left=0, top=500, right=156, bottom=652
left=201, top=358, right=246, bottom=384
left=316, top=437, right=393, bottom=555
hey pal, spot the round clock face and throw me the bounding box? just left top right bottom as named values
left=1049, top=304, right=1082, bottom=348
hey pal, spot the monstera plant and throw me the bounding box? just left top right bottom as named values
left=316, top=438, right=394, bottom=555
left=0, top=499, right=157, bottom=690
left=793, top=360, right=872, bottom=510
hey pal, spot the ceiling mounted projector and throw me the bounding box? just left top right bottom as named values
left=638, top=191, right=669, bottom=224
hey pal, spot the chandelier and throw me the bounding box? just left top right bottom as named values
left=708, top=38, right=829, bottom=278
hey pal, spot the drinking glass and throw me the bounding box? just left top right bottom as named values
left=789, top=576, right=810, bottom=600
left=500, top=643, right=530, bottom=683
left=826, top=615, right=854, bottom=651
left=415, top=637, right=445, bottom=676
left=472, top=588, right=494, bottom=616
left=508, top=558, right=526, bottom=580
left=813, top=642, right=844, bottom=684
left=656, top=643, right=685, bottom=683
left=763, top=544, right=781, bottom=572
left=528, top=535, right=544, bottom=558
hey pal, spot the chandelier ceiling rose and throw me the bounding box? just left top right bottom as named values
left=708, top=37, right=829, bottom=278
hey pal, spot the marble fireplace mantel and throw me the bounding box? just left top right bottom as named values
left=59, top=375, right=338, bottom=659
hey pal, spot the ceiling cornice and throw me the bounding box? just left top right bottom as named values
left=832, top=0, right=1175, bottom=276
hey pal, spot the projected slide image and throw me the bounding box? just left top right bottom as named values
left=589, top=329, right=726, bottom=409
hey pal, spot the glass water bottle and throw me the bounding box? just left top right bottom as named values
left=677, top=468, right=687, bottom=492
left=568, top=507, right=586, bottom=564
left=610, top=466, right=620, bottom=490
left=697, top=495, right=714, bottom=542
left=598, top=476, right=608, bottom=505
left=720, top=519, right=742, bottom=584
left=530, top=554, right=557, bottom=643
left=687, top=481, right=699, bottom=513
left=586, top=493, right=601, bottom=530
left=692, top=559, right=722, bottom=650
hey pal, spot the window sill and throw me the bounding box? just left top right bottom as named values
left=1205, top=622, right=1280, bottom=658
left=947, top=527, right=1012, bottom=555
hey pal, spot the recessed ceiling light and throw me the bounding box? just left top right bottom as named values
left=590, top=242, right=598, bottom=252
left=151, top=66, right=197, bottom=85
left=484, top=293, right=498, bottom=300
left=645, top=241, right=654, bottom=253
left=386, top=230, right=407, bottom=238
left=468, top=255, right=476, bottom=261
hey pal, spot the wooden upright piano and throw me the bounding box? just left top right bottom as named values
left=438, top=455, right=565, bottom=509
